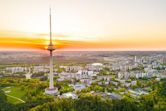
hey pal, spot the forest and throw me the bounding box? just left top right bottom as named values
left=0, top=78, right=166, bottom=111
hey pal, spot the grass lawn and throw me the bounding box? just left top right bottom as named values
left=1, top=86, right=26, bottom=104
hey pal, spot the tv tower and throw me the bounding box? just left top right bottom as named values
left=45, top=8, right=59, bottom=95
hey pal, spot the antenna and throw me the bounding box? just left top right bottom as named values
left=49, top=7, right=52, bottom=45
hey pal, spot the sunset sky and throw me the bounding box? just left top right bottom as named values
left=0, top=0, right=166, bottom=51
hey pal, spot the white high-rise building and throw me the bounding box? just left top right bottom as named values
left=134, top=56, right=137, bottom=63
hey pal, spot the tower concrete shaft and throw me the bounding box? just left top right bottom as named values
left=49, top=50, right=54, bottom=89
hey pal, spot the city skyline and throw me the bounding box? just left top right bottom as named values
left=0, top=0, right=166, bottom=51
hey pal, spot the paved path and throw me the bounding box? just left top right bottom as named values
left=5, top=94, right=25, bottom=103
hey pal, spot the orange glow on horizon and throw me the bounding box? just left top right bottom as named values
left=0, top=35, right=165, bottom=51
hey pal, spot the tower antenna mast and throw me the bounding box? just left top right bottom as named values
left=49, top=7, right=52, bottom=45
